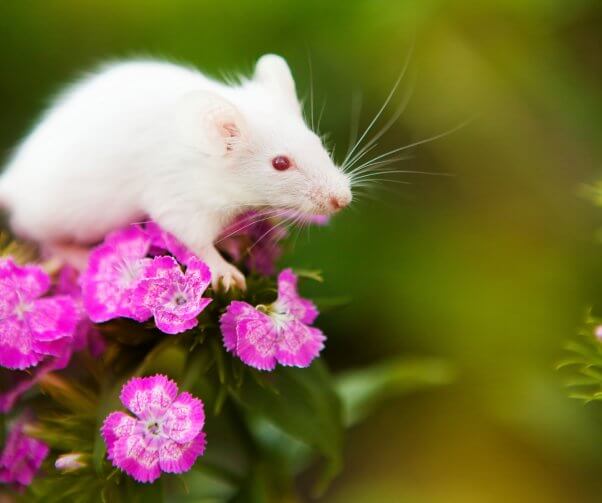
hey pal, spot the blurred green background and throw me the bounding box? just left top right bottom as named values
left=1, top=1, right=601, bottom=501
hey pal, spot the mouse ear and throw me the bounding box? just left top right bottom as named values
left=254, top=54, right=300, bottom=110
left=176, top=91, right=246, bottom=156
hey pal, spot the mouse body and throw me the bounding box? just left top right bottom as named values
left=0, top=55, right=351, bottom=288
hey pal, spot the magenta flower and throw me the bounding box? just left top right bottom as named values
left=144, top=221, right=196, bottom=266
left=275, top=269, right=319, bottom=324
left=0, top=414, right=49, bottom=487
left=101, top=375, right=206, bottom=483
left=220, top=269, right=325, bottom=371
left=56, top=265, right=105, bottom=356
left=0, top=258, right=77, bottom=370
left=81, top=226, right=153, bottom=323
left=0, top=265, right=104, bottom=412
left=134, top=256, right=212, bottom=334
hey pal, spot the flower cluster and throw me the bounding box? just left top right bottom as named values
left=101, top=375, right=206, bottom=483
left=80, top=226, right=212, bottom=334
left=0, top=212, right=329, bottom=490
left=220, top=269, right=325, bottom=371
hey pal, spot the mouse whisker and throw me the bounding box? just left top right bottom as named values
left=214, top=208, right=292, bottom=245
left=345, top=91, right=363, bottom=163
left=351, top=169, right=451, bottom=184
left=352, top=179, right=412, bottom=187
left=246, top=213, right=296, bottom=254
left=348, top=154, right=414, bottom=177
left=343, top=142, right=380, bottom=173
left=316, top=98, right=327, bottom=134
left=350, top=166, right=442, bottom=183
left=343, top=78, right=415, bottom=172
left=342, top=44, right=413, bottom=169
left=307, top=52, right=316, bottom=132
left=350, top=117, right=476, bottom=174
left=286, top=212, right=311, bottom=250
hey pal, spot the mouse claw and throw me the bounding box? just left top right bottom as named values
left=210, top=263, right=246, bottom=292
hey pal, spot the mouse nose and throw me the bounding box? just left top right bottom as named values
left=329, top=193, right=351, bottom=211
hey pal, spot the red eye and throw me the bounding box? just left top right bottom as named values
left=272, top=155, right=291, bottom=171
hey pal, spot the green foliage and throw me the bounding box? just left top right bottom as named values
left=336, top=357, right=456, bottom=426
left=557, top=311, right=602, bottom=403
left=0, top=239, right=453, bottom=502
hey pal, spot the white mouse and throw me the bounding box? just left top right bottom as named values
left=0, top=54, right=352, bottom=289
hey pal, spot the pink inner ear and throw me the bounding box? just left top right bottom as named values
left=221, top=122, right=239, bottom=138
left=221, top=122, right=240, bottom=152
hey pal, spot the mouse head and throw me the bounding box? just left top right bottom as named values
left=181, top=54, right=352, bottom=216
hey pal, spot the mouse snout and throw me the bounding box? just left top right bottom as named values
left=328, top=190, right=352, bottom=212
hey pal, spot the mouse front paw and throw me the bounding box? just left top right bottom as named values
left=213, top=261, right=246, bottom=291
left=197, top=245, right=246, bottom=291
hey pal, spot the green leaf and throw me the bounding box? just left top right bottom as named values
left=559, top=326, right=602, bottom=404
left=311, top=296, right=352, bottom=313
left=231, top=361, right=343, bottom=494
left=162, top=468, right=238, bottom=503
left=38, top=373, right=97, bottom=414
left=335, top=357, right=455, bottom=426
left=292, top=269, right=323, bottom=282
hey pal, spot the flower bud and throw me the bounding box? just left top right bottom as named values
left=55, top=453, right=86, bottom=472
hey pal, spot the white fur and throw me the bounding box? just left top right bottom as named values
left=0, top=55, right=351, bottom=287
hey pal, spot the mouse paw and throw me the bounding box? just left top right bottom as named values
left=208, top=259, right=246, bottom=291
left=196, top=245, right=246, bottom=291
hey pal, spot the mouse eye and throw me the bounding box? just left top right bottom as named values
left=272, top=155, right=291, bottom=171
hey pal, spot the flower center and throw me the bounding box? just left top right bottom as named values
left=117, top=259, right=142, bottom=287
left=146, top=420, right=161, bottom=436
left=174, top=294, right=187, bottom=306
left=13, top=299, right=31, bottom=319
left=269, top=311, right=292, bottom=330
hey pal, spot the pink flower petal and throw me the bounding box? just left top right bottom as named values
left=235, top=312, right=279, bottom=371
left=158, top=433, right=206, bottom=474
left=0, top=415, right=49, bottom=486
left=32, top=337, right=72, bottom=359
left=113, top=434, right=161, bottom=483
left=0, top=317, right=42, bottom=370
left=134, top=256, right=212, bottom=335
left=81, top=226, right=153, bottom=322
left=276, top=324, right=326, bottom=368
left=101, top=411, right=138, bottom=460
left=162, top=392, right=205, bottom=443
left=145, top=222, right=197, bottom=266
left=153, top=307, right=203, bottom=335
left=0, top=258, right=50, bottom=299
left=219, top=301, right=250, bottom=353
left=134, top=277, right=174, bottom=311
left=120, top=375, right=178, bottom=420
left=55, top=265, right=107, bottom=357
left=27, top=296, right=77, bottom=341
left=277, top=269, right=318, bottom=325
left=185, top=258, right=212, bottom=295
